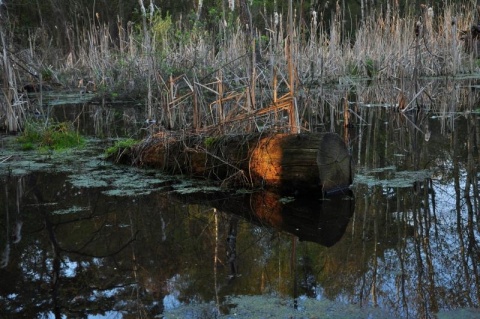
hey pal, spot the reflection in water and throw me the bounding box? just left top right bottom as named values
left=0, top=80, right=480, bottom=318
left=0, top=173, right=141, bottom=318
left=344, top=92, right=480, bottom=318
left=49, top=103, right=145, bottom=138
left=202, top=190, right=355, bottom=247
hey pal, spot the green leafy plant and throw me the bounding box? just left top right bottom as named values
left=204, top=137, right=216, bottom=148
left=364, top=58, right=377, bottom=77
left=41, top=67, right=54, bottom=81
left=347, top=62, right=360, bottom=76
left=21, top=142, right=35, bottom=151
left=151, top=12, right=173, bottom=47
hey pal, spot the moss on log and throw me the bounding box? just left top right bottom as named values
left=112, top=132, right=352, bottom=194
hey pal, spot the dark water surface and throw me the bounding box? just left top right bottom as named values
left=1, top=83, right=480, bottom=318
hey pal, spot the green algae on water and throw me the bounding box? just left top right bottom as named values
left=172, top=180, right=222, bottom=194
left=68, top=173, right=110, bottom=188
left=164, top=295, right=394, bottom=319
left=51, top=206, right=90, bottom=215
left=354, top=166, right=432, bottom=188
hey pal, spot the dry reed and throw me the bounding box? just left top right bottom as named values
left=1, top=3, right=478, bottom=134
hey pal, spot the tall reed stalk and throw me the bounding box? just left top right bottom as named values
left=5, top=2, right=478, bottom=135
left=0, top=16, right=24, bottom=133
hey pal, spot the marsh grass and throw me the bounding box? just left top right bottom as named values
left=1, top=26, right=27, bottom=133
left=4, top=3, right=479, bottom=135
left=105, top=138, right=140, bottom=159
left=17, top=121, right=85, bottom=151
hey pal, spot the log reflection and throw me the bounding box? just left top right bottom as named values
left=203, top=190, right=355, bottom=247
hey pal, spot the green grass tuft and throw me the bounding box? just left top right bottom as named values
left=105, top=138, right=139, bottom=158
left=204, top=137, right=216, bottom=148
left=17, top=121, right=85, bottom=151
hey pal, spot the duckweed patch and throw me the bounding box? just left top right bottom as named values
left=68, top=173, right=110, bottom=188
left=1, top=160, right=53, bottom=176
left=100, top=170, right=170, bottom=196
left=164, top=295, right=393, bottom=318
left=102, top=187, right=164, bottom=197
left=172, top=180, right=223, bottom=194
left=279, top=196, right=296, bottom=204
left=354, top=167, right=432, bottom=188
left=51, top=206, right=91, bottom=215
left=67, top=166, right=171, bottom=194
left=1, top=138, right=111, bottom=175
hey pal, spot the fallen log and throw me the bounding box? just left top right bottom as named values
left=112, top=132, right=353, bottom=194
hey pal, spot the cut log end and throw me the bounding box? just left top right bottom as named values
left=250, top=132, right=353, bottom=194
left=317, top=133, right=352, bottom=194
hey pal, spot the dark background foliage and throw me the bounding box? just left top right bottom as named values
left=4, top=0, right=478, bottom=53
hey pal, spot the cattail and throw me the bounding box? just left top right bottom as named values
left=415, top=21, right=422, bottom=37
left=427, top=7, right=434, bottom=18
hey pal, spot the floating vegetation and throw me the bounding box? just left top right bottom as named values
left=51, top=206, right=90, bottom=215
left=366, top=166, right=397, bottom=174
left=66, top=161, right=172, bottom=197
left=101, top=187, right=163, bottom=197
left=1, top=138, right=219, bottom=199
left=354, top=167, right=432, bottom=188
left=279, top=196, right=296, bottom=204
left=171, top=180, right=223, bottom=194
left=68, top=172, right=110, bottom=188
left=164, top=295, right=392, bottom=318
left=100, top=170, right=170, bottom=197
left=0, top=157, right=54, bottom=176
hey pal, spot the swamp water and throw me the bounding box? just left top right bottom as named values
left=1, top=82, right=480, bottom=319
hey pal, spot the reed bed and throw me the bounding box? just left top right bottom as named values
left=1, top=3, right=478, bottom=134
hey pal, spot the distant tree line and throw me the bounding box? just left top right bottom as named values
left=3, top=0, right=478, bottom=43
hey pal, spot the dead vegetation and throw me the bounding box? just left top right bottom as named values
left=1, top=2, right=480, bottom=134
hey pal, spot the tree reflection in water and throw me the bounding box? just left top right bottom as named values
left=0, top=79, right=479, bottom=318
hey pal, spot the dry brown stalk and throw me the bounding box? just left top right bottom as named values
left=1, top=22, right=24, bottom=132
left=5, top=2, right=480, bottom=134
